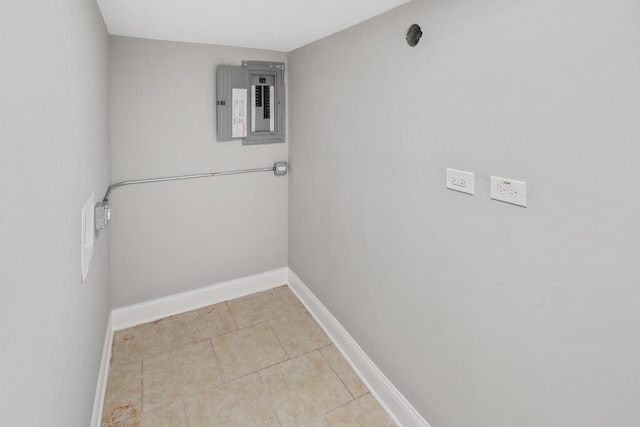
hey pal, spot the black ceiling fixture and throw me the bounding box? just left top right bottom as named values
left=406, top=24, right=422, bottom=47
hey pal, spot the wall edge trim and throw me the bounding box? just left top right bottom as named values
left=111, top=267, right=288, bottom=331
left=91, top=312, right=113, bottom=427
left=287, top=268, right=430, bottom=427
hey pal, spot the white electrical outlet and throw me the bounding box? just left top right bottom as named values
left=490, top=176, right=527, bottom=207
left=446, top=168, right=474, bottom=195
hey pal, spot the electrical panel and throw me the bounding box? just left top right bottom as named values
left=216, top=61, right=285, bottom=145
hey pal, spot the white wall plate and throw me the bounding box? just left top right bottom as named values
left=490, top=176, right=527, bottom=207
left=81, top=193, right=95, bottom=282
left=446, top=168, right=474, bottom=195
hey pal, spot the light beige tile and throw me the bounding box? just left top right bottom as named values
left=106, top=418, right=140, bottom=427
left=184, top=373, right=279, bottom=427
left=302, top=416, right=332, bottom=427
left=325, top=394, right=396, bottom=427
left=109, top=401, right=187, bottom=427
left=320, top=345, right=368, bottom=398
left=274, top=285, right=307, bottom=312
left=172, top=302, right=237, bottom=346
left=260, top=351, right=353, bottom=427
left=142, top=340, right=221, bottom=411
left=102, top=361, right=142, bottom=426
left=212, top=323, right=288, bottom=381
left=227, top=288, right=289, bottom=328
left=270, top=311, right=331, bottom=357
left=112, top=318, right=174, bottom=366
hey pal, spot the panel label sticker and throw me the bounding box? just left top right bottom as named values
left=232, top=88, right=247, bottom=138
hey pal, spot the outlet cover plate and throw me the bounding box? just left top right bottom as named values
left=446, top=168, right=474, bottom=195
left=490, top=176, right=527, bottom=207
left=81, top=193, right=95, bottom=282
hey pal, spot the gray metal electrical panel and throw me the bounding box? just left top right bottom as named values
left=216, top=61, right=285, bottom=145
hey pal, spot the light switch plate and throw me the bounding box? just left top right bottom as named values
left=446, top=168, right=474, bottom=195
left=490, top=176, right=527, bottom=207
left=81, top=193, right=95, bottom=282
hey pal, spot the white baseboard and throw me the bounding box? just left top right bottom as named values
left=111, top=268, right=288, bottom=331
left=91, top=312, right=113, bottom=427
left=287, top=268, right=430, bottom=427
left=100, top=266, right=426, bottom=426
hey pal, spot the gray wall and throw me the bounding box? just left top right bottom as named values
left=109, top=37, right=288, bottom=308
left=0, top=0, right=111, bottom=426
left=288, top=0, right=640, bottom=426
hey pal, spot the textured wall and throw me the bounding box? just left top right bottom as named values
left=0, top=0, right=111, bottom=425
left=288, top=0, right=640, bottom=425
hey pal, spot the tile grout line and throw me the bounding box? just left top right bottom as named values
left=324, top=392, right=374, bottom=421
left=319, top=344, right=361, bottom=400
left=102, top=286, right=393, bottom=426
left=180, top=399, right=188, bottom=426
left=256, top=370, right=284, bottom=427
left=206, top=337, right=225, bottom=388
left=268, top=319, right=294, bottom=359
left=224, top=300, right=240, bottom=332
left=140, top=357, right=145, bottom=415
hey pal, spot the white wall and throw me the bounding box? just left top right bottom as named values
left=109, top=37, right=288, bottom=308
left=0, top=0, right=111, bottom=425
left=288, top=0, right=640, bottom=426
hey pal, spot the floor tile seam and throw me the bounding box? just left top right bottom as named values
left=318, top=346, right=363, bottom=400
left=140, top=361, right=147, bottom=414
left=211, top=368, right=266, bottom=389
left=208, top=334, right=271, bottom=383
left=204, top=337, right=225, bottom=389
left=182, top=328, right=290, bottom=384
left=169, top=316, right=178, bottom=350
left=179, top=398, right=188, bottom=426
left=143, top=382, right=219, bottom=414
left=221, top=349, right=291, bottom=384
left=238, top=306, right=302, bottom=330
left=257, top=348, right=329, bottom=381
left=274, top=286, right=296, bottom=311
left=256, top=371, right=284, bottom=427
left=140, top=343, right=221, bottom=413
left=111, top=343, right=178, bottom=368
left=225, top=300, right=241, bottom=331
left=285, top=341, right=335, bottom=360
left=314, top=415, right=333, bottom=427
left=268, top=315, right=336, bottom=359
left=169, top=320, right=242, bottom=348
left=225, top=289, right=303, bottom=328
left=142, top=370, right=225, bottom=406
left=315, top=372, right=356, bottom=407
left=100, top=388, right=144, bottom=427
left=170, top=288, right=303, bottom=335
left=110, top=398, right=188, bottom=425
left=278, top=285, right=309, bottom=311
left=207, top=314, right=287, bottom=339
left=267, top=310, right=329, bottom=358
left=267, top=318, right=294, bottom=358
left=322, top=392, right=372, bottom=420
left=180, top=372, right=282, bottom=425
left=225, top=289, right=278, bottom=327
left=100, top=382, right=143, bottom=426
left=298, top=351, right=358, bottom=410
left=140, top=338, right=217, bottom=370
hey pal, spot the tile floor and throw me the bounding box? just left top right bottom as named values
left=101, top=285, right=396, bottom=427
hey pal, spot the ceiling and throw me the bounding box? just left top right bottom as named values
left=96, top=0, right=411, bottom=52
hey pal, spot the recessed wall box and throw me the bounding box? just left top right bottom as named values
left=217, top=61, right=285, bottom=145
